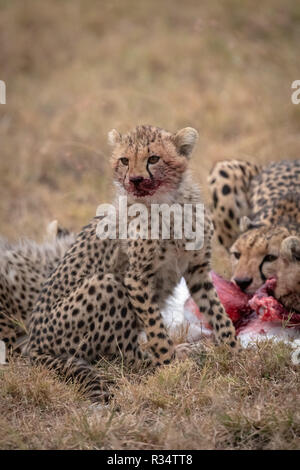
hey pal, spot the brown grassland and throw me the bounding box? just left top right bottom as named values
left=0, top=0, right=300, bottom=449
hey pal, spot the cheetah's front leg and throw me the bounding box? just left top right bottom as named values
left=184, top=251, right=239, bottom=351
left=0, top=309, right=24, bottom=354
left=124, top=239, right=175, bottom=366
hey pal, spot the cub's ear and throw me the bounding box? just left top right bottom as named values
left=108, top=129, right=122, bottom=146
left=239, top=217, right=265, bottom=233
left=239, top=216, right=252, bottom=233
left=280, top=236, right=300, bottom=261
left=45, top=220, right=58, bottom=242
left=174, top=127, right=198, bottom=158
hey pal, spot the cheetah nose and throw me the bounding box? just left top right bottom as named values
left=129, top=176, right=144, bottom=186
left=234, top=277, right=253, bottom=292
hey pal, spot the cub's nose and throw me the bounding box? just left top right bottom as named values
left=234, top=277, right=253, bottom=292
left=129, top=176, right=144, bottom=186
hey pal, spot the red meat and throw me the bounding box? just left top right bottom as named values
left=185, top=273, right=300, bottom=336
left=249, top=278, right=300, bottom=325
left=210, top=271, right=252, bottom=322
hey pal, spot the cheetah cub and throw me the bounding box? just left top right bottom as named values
left=26, top=125, right=238, bottom=401
left=0, top=221, right=75, bottom=353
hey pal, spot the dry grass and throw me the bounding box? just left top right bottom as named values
left=1, top=0, right=300, bottom=449
left=1, top=341, right=299, bottom=449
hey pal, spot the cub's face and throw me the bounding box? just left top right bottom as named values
left=230, top=222, right=300, bottom=312
left=230, top=227, right=288, bottom=294
left=108, top=125, right=198, bottom=202
left=229, top=225, right=290, bottom=295
left=274, top=236, right=300, bottom=312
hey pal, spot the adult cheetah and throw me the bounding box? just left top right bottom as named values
left=25, top=125, right=238, bottom=401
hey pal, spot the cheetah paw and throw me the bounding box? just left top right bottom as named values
left=174, top=342, right=195, bottom=360
left=175, top=341, right=211, bottom=360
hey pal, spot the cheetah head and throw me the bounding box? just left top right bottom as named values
left=108, top=125, right=198, bottom=202
left=230, top=217, right=300, bottom=311
left=274, top=235, right=300, bottom=312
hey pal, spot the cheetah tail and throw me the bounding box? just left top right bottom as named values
left=27, top=349, right=113, bottom=402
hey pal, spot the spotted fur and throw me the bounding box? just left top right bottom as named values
left=0, top=223, right=75, bottom=352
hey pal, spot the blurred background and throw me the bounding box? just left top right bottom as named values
left=1, top=0, right=300, bottom=274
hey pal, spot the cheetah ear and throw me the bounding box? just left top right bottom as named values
left=280, top=236, right=300, bottom=262
left=45, top=220, right=58, bottom=241
left=174, top=127, right=198, bottom=158
left=108, top=129, right=122, bottom=146
left=239, top=216, right=252, bottom=233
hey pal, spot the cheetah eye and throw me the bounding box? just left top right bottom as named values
left=148, top=155, right=160, bottom=164
left=263, top=254, right=278, bottom=263
left=232, top=252, right=241, bottom=260
left=120, top=157, right=129, bottom=166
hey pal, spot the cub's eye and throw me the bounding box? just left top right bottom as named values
left=264, top=254, right=278, bottom=263
left=120, top=157, right=129, bottom=166
left=148, top=155, right=160, bottom=164
left=232, top=252, right=241, bottom=260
